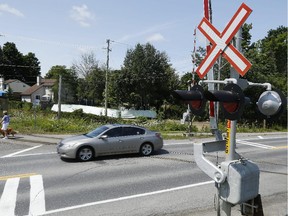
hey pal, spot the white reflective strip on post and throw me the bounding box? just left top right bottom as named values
left=222, top=8, right=249, bottom=42
left=225, top=46, right=248, bottom=71
left=198, top=46, right=220, bottom=76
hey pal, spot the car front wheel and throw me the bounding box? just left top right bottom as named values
left=77, top=146, right=94, bottom=162
left=140, top=143, right=153, bottom=156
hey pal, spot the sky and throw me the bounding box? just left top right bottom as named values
left=0, top=0, right=287, bottom=77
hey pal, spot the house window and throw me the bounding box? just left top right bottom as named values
left=35, top=95, right=40, bottom=100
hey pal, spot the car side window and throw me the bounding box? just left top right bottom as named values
left=103, top=127, right=122, bottom=138
left=123, top=127, right=145, bottom=136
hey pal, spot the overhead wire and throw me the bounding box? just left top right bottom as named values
left=0, top=33, right=101, bottom=50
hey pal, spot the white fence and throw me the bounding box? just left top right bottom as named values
left=51, top=104, right=157, bottom=119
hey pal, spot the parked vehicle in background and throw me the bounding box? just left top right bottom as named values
left=57, top=124, right=163, bottom=162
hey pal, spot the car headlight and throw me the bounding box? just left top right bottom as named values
left=61, top=143, right=77, bottom=149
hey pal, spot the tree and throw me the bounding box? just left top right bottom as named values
left=241, top=23, right=253, bottom=53
left=243, top=26, right=287, bottom=126
left=71, top=52, right=106, bottom=105
left=106, top=69, right=124, bottom=108
left=45, top=65, right=78, bottom=103
left=245, top=26, right=287, bottom=88
left=72, top=52, right=99, bottom=78
left=84, top=67, right=106, bottom=106
left=0, top=42, right=40, bottom=85
left=115, top=43, right=178, bottom=110
left=22, top=52, right=41, bottom=85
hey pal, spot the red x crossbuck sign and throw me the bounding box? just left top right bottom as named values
left=196, top=3, right=252, bottom=79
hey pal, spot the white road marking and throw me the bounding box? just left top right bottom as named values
left=29, top=175, right=46, bottom=215
left=0, top=175, right=46, bottom=216
left=5, top=152, right=56, bottom=158
left=164, top=142, right=192, bottom=146
left=0, top=177, right=20, bottom=216
left=42, top=180, right=214, bottom=215
left=1, top=145, right=43, bottom=158
left=236, top=139, right=275, bottom=149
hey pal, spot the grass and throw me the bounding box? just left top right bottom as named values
left=7, top=109, right=287, bottom=139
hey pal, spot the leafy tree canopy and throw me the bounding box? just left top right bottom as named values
left=111, top=43, right=178, bottom=110
left=45, top=65, right=78, bottom=103
left=72, top=52, right=99, bottom=79
left=0, top=42, right=40, bottom=85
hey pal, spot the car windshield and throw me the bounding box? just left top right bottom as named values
left=85, top=125, right=109, bottom=138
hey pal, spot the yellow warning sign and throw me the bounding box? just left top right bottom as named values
left=225, top=120, right=231, bottom=154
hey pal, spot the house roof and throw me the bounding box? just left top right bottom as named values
left=5, top=79, right=30, bottom=86
left=21, top=79, right=56, bottom=96
left=41, top=79, right=56, bottom=87
left=4, top=79, right=31, bottom=93
left=5, top=79, right=19, bottom=84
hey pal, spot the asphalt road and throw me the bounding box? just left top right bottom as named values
left=0, top=133, right=287, bottom=216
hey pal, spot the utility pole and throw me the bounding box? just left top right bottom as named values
left=104, top=39, right=111, bottom=116
left=57, top=75, right=62, bottom=120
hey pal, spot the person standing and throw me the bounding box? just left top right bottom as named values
left=1, top=110, right=10, bottom=139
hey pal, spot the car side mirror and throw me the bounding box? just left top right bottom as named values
left=100, top=135, right=108, bottom=139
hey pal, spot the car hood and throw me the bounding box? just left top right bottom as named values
left=60, top=134, right=92, bottom=145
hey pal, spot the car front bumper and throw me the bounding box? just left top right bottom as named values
left=57, top=145, right=77, bottom=159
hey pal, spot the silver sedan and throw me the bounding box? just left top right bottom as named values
left=57, top=124, right=163, bottom=162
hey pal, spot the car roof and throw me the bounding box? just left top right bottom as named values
left=105, top=124, right=146, bottom=129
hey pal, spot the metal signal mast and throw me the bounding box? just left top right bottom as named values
left=174, top=1, right=285, bottom=216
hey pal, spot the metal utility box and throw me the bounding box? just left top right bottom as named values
left=219, top=159, right=259, bottom=205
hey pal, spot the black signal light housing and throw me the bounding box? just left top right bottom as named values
left=174, top=85, right=207, bottom=116
left=204, top=83, right=245, bottom=120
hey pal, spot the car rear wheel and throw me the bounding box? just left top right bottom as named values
left=77, top=146, right=94, bottom=162
left=140, top=143, right=153, bottom=156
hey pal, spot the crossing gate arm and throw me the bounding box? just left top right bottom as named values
left=194, top=140, right=227, bottom=183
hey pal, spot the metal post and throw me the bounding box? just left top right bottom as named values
left=219, top=199, right=232, bottom=216
left=226, top=27, right=242, bottom=161
left=226, top=120, right=237, bottom=161
left=57, top=75, right=62, bottom=120
left=219, top=27, right=243, bottom=216
left=187, top=81, right=192, bottom=135
left=104, top=39, right=111, bottom=117
left=217, top=120, right=234, bottom=216
left=204, top=0, right=222, bottom=140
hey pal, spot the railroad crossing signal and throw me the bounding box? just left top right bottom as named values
left=257, top=89, right=287, bottom=118
left=174, top=85, right=206, bottom=115
left=204, top=83, right=245, bottom=120
left=174, top=83, right=246, bottom=120
left=196, top=3, right=253, bottom=79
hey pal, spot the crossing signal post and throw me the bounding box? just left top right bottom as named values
left=175, top=82, right=286, bottom=216
left=179, top=2, right=287, bottom=216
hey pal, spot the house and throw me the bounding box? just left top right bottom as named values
left=0, top=77, right=31, bottom=100
left=21, top=76, right=57, bottom=104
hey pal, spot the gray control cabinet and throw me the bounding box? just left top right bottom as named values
left=219, top=159, right=259, bottom=204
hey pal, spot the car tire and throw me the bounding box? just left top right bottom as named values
left=77, top=146, right=94, bottom=162
left=140, top=143, right=153, bottom=156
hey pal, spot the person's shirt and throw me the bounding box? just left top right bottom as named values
left=2, top=115, right=10, bottom=124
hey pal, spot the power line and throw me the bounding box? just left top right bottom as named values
left=0, top=64, right=40, bottom=69
left=0, top=33, right=100, bottom=50
left=110, top=40, right=131, bottom=47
